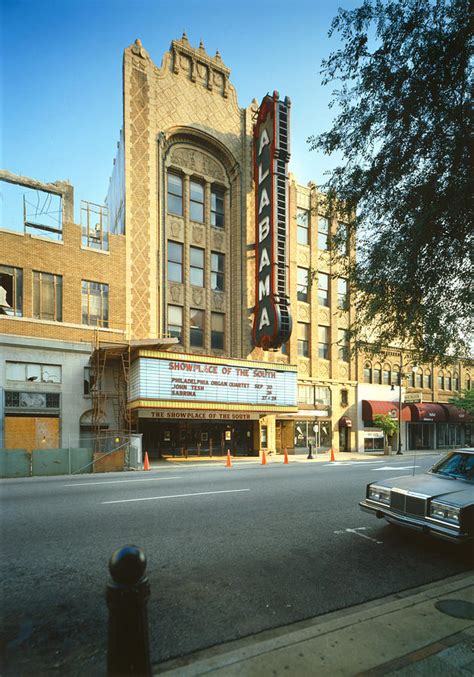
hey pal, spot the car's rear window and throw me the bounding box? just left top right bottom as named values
left=431, top=452, right=474, bottom=482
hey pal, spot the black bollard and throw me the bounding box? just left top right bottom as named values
left=106, top=545, right=151, bottom=676
left=307, top=442, right=314, bottom=460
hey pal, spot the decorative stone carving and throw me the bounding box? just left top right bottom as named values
left=212, top=230, right=225, bottom=249
left=298, top=359, right=309, bottom=374
left=319, top=308, right=330, bottom=324
left=192, top=288, right=203, bottom=306
left=169, top=219, right=183, bottom=239
left=192, top=226, right=204, bottom=244
left=297, top=251, right=309, bottom=266
left=169, top=284, right=183, bottom=303
left=318, top=363, right=329, bottom=376
left=212, top=292, right=225, bottom=309
left=339, top=366, right=348, bottom=378
left=170, top=147, right=225, bottom=182
left=298, top=304, right=309, bottom=320
left=131, top=38, right=148, bottom=59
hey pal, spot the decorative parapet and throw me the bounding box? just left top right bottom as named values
left=169, top=32, right=231, bottom=98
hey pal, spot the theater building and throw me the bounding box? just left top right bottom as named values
left=4, top=35, right=468, bottom=458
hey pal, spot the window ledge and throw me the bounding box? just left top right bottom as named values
left=0, top=228, right=25, bottom=237
left=31, top=235, right=64, bottom=245
left=81, top=246, right=110, bottom=255
left=0, top=315, right=124, bottom=333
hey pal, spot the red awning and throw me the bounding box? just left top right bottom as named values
left=441, top=403, right=472, bottom=423
left=362, top=400, right=411, bottom=423
left=408, top=402, right=447, bottom=422
left=339, top=416, right=352, bottom=428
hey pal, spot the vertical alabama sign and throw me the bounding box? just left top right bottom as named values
left=252, top=91, right=292, bottom=350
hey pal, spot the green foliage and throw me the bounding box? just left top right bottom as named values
left=310, top=0, right=472, bottom=360
left=373, top=414, right=399, bottom=444
left=449, top=389, right=474, bottom=416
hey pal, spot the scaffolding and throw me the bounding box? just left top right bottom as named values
left=89, top=332, right=178, bottom=452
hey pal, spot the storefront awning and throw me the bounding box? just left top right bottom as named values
left=441, top=403, right=472, bottom=423
left=339, top=416, right=352, bottom=427
left=362, top=400, right=411, bottom=423
left=408, top=402, right=447, bottom=422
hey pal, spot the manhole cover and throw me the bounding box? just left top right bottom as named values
left=435, top=599, right=474, bottom=620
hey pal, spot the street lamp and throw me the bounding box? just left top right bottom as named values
left=392, top=356, right=418, bottom=455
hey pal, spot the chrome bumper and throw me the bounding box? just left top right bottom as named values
left=359, top=500, right=471, bottom=544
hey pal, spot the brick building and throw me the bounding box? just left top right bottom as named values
left=1, top=35, right=471, bottom=457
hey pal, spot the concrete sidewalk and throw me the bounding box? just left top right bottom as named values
left=154, top=572, right=474, bottom=676
left=151, top=450, right=441, bottom=467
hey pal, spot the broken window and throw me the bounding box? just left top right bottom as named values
left=0, top=179, right=63, bottom=240
left=0, top=265, right=23, bottom=316
left=81, top=201, right=109, bottom=251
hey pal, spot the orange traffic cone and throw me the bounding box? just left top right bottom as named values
left=143, top=452, right=151, bottom=471
left=284, top=447, right=289, bottom=464
left=261, top=450, right=267, bottom=465
left=330, top=448, right=335, bottom=462
left=225, top=451, right=232, bottom=467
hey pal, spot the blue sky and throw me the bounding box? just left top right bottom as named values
left=1, top=0, right=359, bottom=218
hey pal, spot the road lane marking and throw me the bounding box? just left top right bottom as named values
left=322, top=461, right=384, bottom=467
left=102, top=488, right=250, bottom=505
left=334, top=527, right=383, bottom=544
left=371, top=466, right=420, bottom=471
left=64, top=477, right=182, bottom=487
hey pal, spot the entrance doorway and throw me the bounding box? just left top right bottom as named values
left=408, top=423, right=434, bottom=450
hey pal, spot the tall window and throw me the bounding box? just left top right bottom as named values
left=373, top=366, right=382, bottom=384
left=338, top=278, right=348, bottom=310
left=297, top=267, right=309, bottom=302
left=383, top=367, right=391, bottom=385
left=167, top=241, right=183, bottom=282
left=318, top=272, right=329, bottom=306
left=211, top=186, right=224, bottom=228
left=338, top=222, right=350, bottom=256
left=424, top=371, right=432, bottom=389
left=338, top=329, right=350, bottom=362
left=318, top=325, right=330, bottom=359
left=167, top=305, right=183, bottom=341
left=466, top=375, right=471, bottom=390
left=415, top=370, right=423, bottom=388
left=190, top=180, right=204, bottom=222
left=81, top=281, right=108, bottom=327
left=190, top=247, right=204, bottom=287
left=0, top=265, right=22, bottom=316
left=391, top=367, right=400, bottom=385
left=211, top=312, right=224, bottom=350
left=438, top=372, right=444, bottom=390
left=298, top=322, right=310, bottom=357
left=453, top=373, right=459, bottom=391
left=167, top=173, right=183, bottom=216
left=33, top=271, right=62, bottom=321
left=315, top=387, right=331, bottom=405
left=445, top=372, right=452, bottom=390
left=408, top=371, right=415, bottom=387
left=297, top=208, right=309, bottom=245
left=190, top=308, right=204, bottom=348
left=364, top=365, right=372, bottom=383
left=318, top=216, right=329, bottom=250
left=211, top=252, right=224, bottom=291
left=298, top=385, right=314, bottom=405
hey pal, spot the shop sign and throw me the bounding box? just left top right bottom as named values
left=137, top=409, right=261, bottom=421
left=404, top=392, right=423, bottom=403
left=364, top=429, right=384, bottom=438
left=131, top=357, right=297, bottom=407
left=252, top=91, right=292, bottom=350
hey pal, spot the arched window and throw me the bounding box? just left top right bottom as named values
left=423, top=370, right=431, bottom=389
left=373, top=363, right=382, bottom=384
left=391, top=365, right=400, bottom=385
left=438, top=371, right=444, bottom=390
left=453, top=372, right=459, bottom=391
left=382, top=364, right=391, bottom=385
left=445, top=371, right=452, bottom=391
left=364, top=363, right=372, bottom=383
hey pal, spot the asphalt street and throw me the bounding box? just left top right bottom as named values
left=1, top=454, right=472, bottom=675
